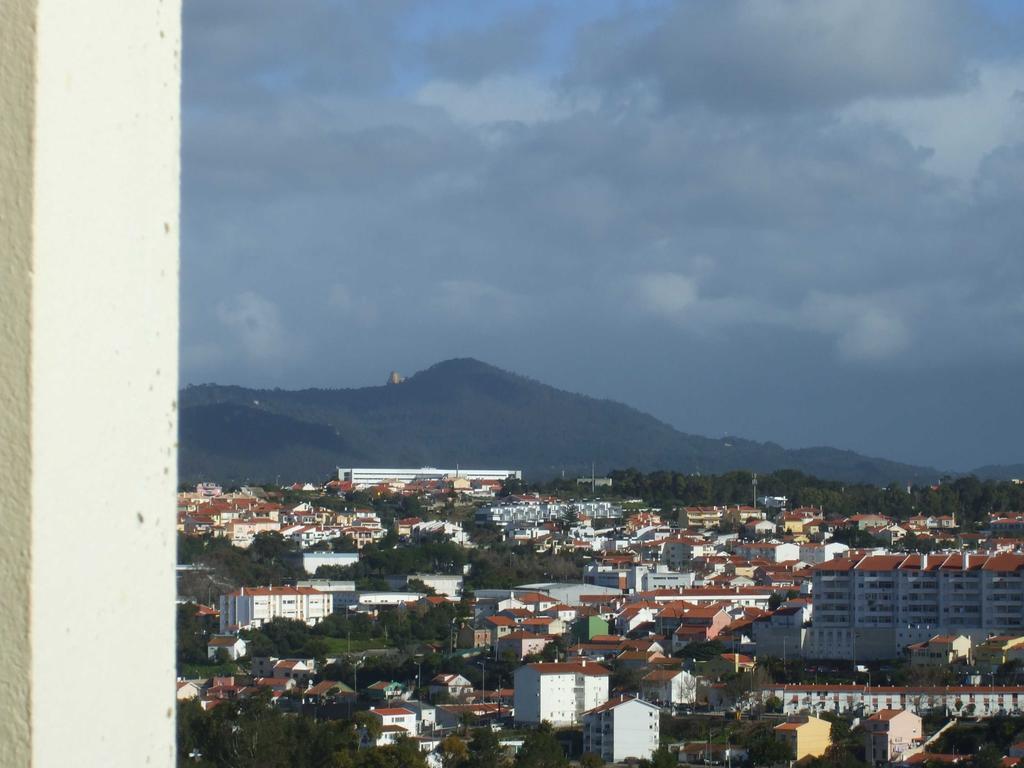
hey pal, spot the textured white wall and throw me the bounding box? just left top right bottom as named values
left=1, top=1, right=180, bottom=765
left=0, top=2, right=37, bottom=764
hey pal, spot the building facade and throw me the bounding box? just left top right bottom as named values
left=513, top=661, right=610, bottom=726
left=807, top=553, right=1024, bottom=660
left=582, top=697, right=660, bottom=763
left=219, top=586, right=331, bottom=633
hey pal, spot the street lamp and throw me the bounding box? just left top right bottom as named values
left=476, top=659, right=487, bottom=703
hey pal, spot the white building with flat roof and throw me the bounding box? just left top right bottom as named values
left=338, top=467, right=521, bottom=485
left=513, top=661, right=610, bottom=726
left=219, top=586, right=332, bottom=633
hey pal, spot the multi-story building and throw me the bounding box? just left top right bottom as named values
left=476, top=499, right=623, bottom=527
left=680, top=507, right=724, bottom=530
left=974, top=635, right=1024, bottom=670
left=774, top=716, right=832, bottom=761
left=807, top=553, right=1024, bottom=660
left=863, top=709, right=922, bottom=763
left=219, top=586, right=331, bottom=633
left=582, top=697, right=660, bottom=763
left=513, top=661, right=610, bottom=726
left=660, top=536, right=717, bottom=569
left=750, top=684, right=1024, bottom=717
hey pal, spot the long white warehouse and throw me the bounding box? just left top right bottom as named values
left=338, top=467, right=521, bottom=485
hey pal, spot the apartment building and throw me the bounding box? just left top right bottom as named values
left=753, top=684, right=1024, bottom=717
left=680, top=507, right=723, bottom=530
left=582, top=697, right=660, bottom=763
left=660, top=536, right=717, bottom=569
left=807, top=553, right=1024, bottom=660
left=476, top=499, right=623, bottom=527
left=513, top=661, right=610, bottom=726
left=774, top=716, right=832, bottom=761
left=219, top=586, right=332, bottom=633
left=863, top=709, right=922, bottom=763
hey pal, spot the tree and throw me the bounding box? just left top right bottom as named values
left=439, top=735, right=469, bottom=768
left=515, top=723, right=568, bottom=768
left=974, top=745, right=1003, bottom=768
left=745, top=726, right=794, bottom=767
left=639, top=746, right=676, bottom=768
left=579, top=753, right=604, bottom=768
left=465, top=727, right=507, bottom=768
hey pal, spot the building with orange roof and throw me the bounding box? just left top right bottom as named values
left=513, top=661, right=610, bottom=726
left=807, top=552, right=1024, bottom=660
left=907, top=635, right=972, bottom=667
left=863, top=709, right=922, bottom=763
left=218, top=585, right=331, bottom=633
left=774, top=715, right=831, bottom=760
left=582, top=696, right=660, bottom=763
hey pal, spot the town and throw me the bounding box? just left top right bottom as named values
left=174, top=467, right=1024, bottom=767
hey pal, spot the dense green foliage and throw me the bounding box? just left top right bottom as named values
left=178, top=700, right=514, bottom=768
left=180, top=357, right=950, bottom=485
left=606, top=468, right=1024, bottom=530
left=178, top=532, right=305, bottom=601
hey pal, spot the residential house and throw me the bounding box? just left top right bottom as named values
left=672, top=606, right=732, bottom=652
left=273, top=659, right=315, bottom=686
left=863, top=709, right=922, bottom=764
left=640, top=668, right=697, bottom=706
left=363, top=707, right=418, bottom=747
left=907, top=635, right=972, bottom=667
left=207, top=635, right=246, bottom=661
left=582, top=696, right=661, bottom=763
left=428, top=674, right=474, bottom=701
left=497, top=631, right=554, bottom=659
left=366, top=681, right=405, bottom=701
left=774, top=716, right=832, bottom=761
left=975, top=636, right=1024, bottom=671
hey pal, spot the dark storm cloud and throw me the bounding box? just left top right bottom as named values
left=571, top=0, right=981, bottom=112
left=422, top=7, right=549, bottom=83
left=181, top=0, right=1024, bottom=470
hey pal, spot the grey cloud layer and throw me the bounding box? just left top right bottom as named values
left=182, top=0, right=1024, bottom=469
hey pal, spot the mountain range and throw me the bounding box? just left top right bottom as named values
left=178, top=358, right=1018, bottom=486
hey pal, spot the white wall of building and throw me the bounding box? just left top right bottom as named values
left=1, top=2, right=180, bottom=765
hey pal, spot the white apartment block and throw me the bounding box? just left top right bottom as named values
left=807, top=553, right=1024, bottom=660
left=476, top=500, right=623, bottom=527
left=750, top=684, right=1024, bottom=718
left=513, top=661, right=610, bottom=726
left=582, top=697, right=661, bottom=763
left=660, top=537, right=717, bottom=569
left=219, top=586, right=332, bottom=633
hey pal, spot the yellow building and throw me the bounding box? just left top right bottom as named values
left=774, top=716, right=832, bottom=761
left=907, top=635, right=972, bottom=667
left=974, top=635, right=1024, bottom=670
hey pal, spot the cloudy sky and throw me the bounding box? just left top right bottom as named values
left=181, top=0, right=1024, bottom=472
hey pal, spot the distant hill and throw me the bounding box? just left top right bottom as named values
left=179, top=357, right=943, bottom=485
left=969, top=464, right=1024, bottom=482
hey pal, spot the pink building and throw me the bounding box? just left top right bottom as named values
left=497, top=631, right=555, bottom=659
left=863, top=709, right=922, bottom=763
